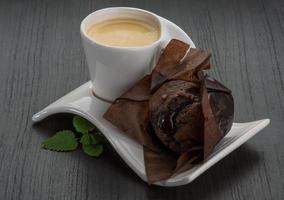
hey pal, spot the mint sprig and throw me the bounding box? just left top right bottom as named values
left=41, top=116, right=106, bottom=157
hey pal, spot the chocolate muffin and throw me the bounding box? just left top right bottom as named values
left=149, top=76, right=234, bottom=154
left=103, top=39, right=235, bottom=183
left=149, top=80, right=204, bottom=153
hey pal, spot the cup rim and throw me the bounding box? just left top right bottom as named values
left=80, top=7, right=163, bottom=50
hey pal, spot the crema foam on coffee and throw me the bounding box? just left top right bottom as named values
left=87, top=18, right=160, bottom=47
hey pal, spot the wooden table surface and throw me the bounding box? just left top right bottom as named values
left=0, top=0, right=283, bottom=199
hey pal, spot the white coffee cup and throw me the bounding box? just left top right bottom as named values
left=80, top=7, right=187, bottom=102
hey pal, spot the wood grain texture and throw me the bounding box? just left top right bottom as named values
left=0, top=0, right=283, bottom=199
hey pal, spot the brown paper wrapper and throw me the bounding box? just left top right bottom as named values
left=103, top=39, right=234, bottom=183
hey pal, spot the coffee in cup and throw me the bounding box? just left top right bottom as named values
left=87, top=18, right=160, bottom=47
left=81, top=7, right=165, bottom=101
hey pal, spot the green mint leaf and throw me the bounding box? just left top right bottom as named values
left=82, top=144, right=103, bottom=157
left=42, top=130, right=78, bottom=151
left=73, top=116, right=95, bottom=134
left=80, top=134, right=91, bottom=145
